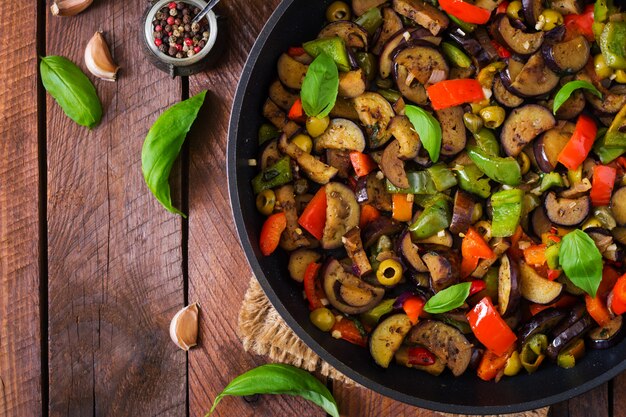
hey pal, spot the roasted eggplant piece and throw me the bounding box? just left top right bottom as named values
left=423, top=251, right=459, bottom=292
left=472, top=237, right=511, bottom=278
left=585, top=227, right=621, bottom=262
left=355, top=173, right=392, bottom=212
left=370, top=314, right=413, bottom=368
left=405, top=320, right=473, bottom=376
left=436, top=106, right=466, bottom=156
left=492, top=15, right=544, bottom=55
left=474, top=0, right=505, bottom=11
left=353, top=92, right=396, bottom=148
left=398, top=231, right=429, bottom=272
left=546, top=314, right=594, bottom=360
left=544, top=191, right=590, bottom=227
left=532, top=206, right=554, bottom=238
left=269, top=79, right=298, bottom=111
left=508, top=53, right=560, bottom=97
left=449, top=190, right=475, bottom=235
left=394, top=345, right=447, bottom=375
left=519, top=260, right=563, bottom=304
left=587, top=316, right=625, bottom=349
left=318, top=21, right=369, bottom=49
left=415, top=230, right=454, bottom=247
left=331, top=96, right=360, bottom=120
left=362, top=216, right=404, bottom=248
left=326, top=149, right=352, bottom=179
left=542, top=35, right=589, bottom=75
left=276, top=185, right=311, bottom=251
left=394, top=44, right=449, bottom=86
left=379, top=28, right=422, bottom=79
left=288, top=249, right=321, bottom=282
left=263, top=98, right=300, bottom=138
left=324, top=258, right=385, bottom=314
left=380, top=140, right=409, bottom=188
left=314, top=118, right=366, bottom=153
left=339, top=69, right=368, bottom=99
left=533, top=121, right=575, bottom=172
left=395, top=65, right=429, bottom=105
left=260, top=139, right=281, bottom=170
left=551, top=302, right=586, bottom=337
left=551, top=89, right=585, bottom=120
left=353, top=0, right=387, bottom=15
left=322, top=182, right=360, bottom=249
left=493, top=75, right=524, bottom=108
left=279, top=134, right=338, bottom=184
left=518, top=308, right=568, bottom=345
left=277, top=53, right=308, bottom=90
left=373, top=8, right=404, bottom=55
left=498, top=254, right=521, bottom=316
left=343, top=227, right=373, bottom=277
left=392, top=0, right=449, bottom=36
left=387, top=115, right=421, bottom=159
left=577, top=72, right=626, bottom=115
left=611, top=187, right=626, bottom=226
left=501, top=104, right=556, bottom=157
left=522, top=0, right=544, bottom=26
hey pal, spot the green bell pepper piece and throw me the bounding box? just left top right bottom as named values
left=602, top=105, right=626, bottom=148
left=595, top=0, right=615, bottom=23
left=545, top=242, right=561, bottom=270
left=540, top=172, right=565, bottom=192
left=473, top=128, right=500, bottom=156
left=600, top=21, right=626, bottom=69
left=427, top=163, right=458, bottom=192
left=360, top=298, right=396, bottom=327
left=441, top=42, right=472, bottom=68
left=456, top=164, right=491, bottom=198
left=386, top=171, right=437, bottom=194
left=251, top=156, right=293, bottom=194
left=483, top=267, right=500, bottom=300
left=258, top=123, right=279, bottom=145
left=354, top=7, right=383, bottom=35
left=521, top=334, right=548, bottom=374
left=467, top=146, right=522, bottom=186
left=356, top=52, right=377, bottom=81
left=491, top=188, right=524, bottom=237
left=594, top=127, right=625, bottom=163
left=303, top=37, right=351, bottom=72
left=409, top=195, right=451, bottom=240
left=556, top=338, right=585, bottom=369
left=447, top=13, right=476, bottom=32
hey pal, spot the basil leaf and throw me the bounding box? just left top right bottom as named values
left=40, top=55, right=102, bottom=128
left=208, top=364, right=339, bottom=417
left=301, top=53, right=339, bottom=119
left=405, top=105, right=442, bottom=163
left=553, top=81, right=602, bottom=114
left=142, top=90, right=207, bottom=217
left=423, top=282, right=472, bottom=314
left=559, top=229, right=603, bottom=297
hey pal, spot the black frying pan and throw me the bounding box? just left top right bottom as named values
left=227, top=0, right=626, bottom=413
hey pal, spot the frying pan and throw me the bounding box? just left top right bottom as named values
left=227, top=0, right=626, bottom=413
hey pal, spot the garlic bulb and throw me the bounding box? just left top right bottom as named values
left=84, top=32, right=120, bottom=82
left=169, top=303, right=199, bottom=351
left=50, top=0, right=93, bottom=16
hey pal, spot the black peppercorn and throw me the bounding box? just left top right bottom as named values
left=169, top=46, right=178, bottom=55
left=152, top=1, right=212, bottom=59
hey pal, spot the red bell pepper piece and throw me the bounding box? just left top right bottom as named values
left=467, top=296, right=517, bottom=356
left=349, top=151, right=378, bottom=177
left=438, top=0, right=492, bottom=24
left=303, top=262, right=325, bottom=310
left=402, top=295, right=425, bottom=325
left=392, top=194, right=413, bottom=222
left=461, top=227, right=495, bottom=277
left=491, top=39, right=511, bottom=58
left=477, top=345, right=515, bottom=381
left=288, top=46, right=306, bottom=57
left=585, top=266, right=619, bottom=324
left=359, top=204, right=380, bottom=229
left=427, top=79, right=485, bottom=110
left=547, top=268, right=561, bottom=281
left=496, top=1, right=508, bottom=14
left=523, top=244, right=547, bottom=267
left=298, top=187, right=327, bottom=240
left=469, top=280, right=487, bottom=297
left=259, top=212, right=287, bottom=256
left=608, top=270, right=626, bottom=316
left=590, top=165, right=617, bottom=206
left=408, top=347, right=437, bottom=366
left=557, top=114, right=598, bottom=171
left=331, top=317, right=367, bottom=347
left=564, top=4, right=595, bottom=41
left=529, top=294, right=577, bottom=316
left=288, top=98, right=306, bottom=123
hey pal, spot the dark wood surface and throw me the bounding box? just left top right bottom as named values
left=0, top=1, right=622, bottom=416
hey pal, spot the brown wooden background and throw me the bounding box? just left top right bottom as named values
left=1, top=1, right=625, bottom=416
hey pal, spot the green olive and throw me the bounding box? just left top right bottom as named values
left=306, top=115, right=330, bottom=138
left=463, top=112, right=484, bottom=134
left=376, top=259, right=403, bottom=286
left=292, top=133, right=313, bottom=153
left=256, top=189, right=276, bottom=216
left=471, top=202, right=483, bottom=224
left=616, top=69, right=626, bottom=84
left=479, top=105, right=506, bottom=129
left=326, top=1, right=351, bottom=22
left=517, top=152, right=531, bottom=175
left=506, top=1, right=523, bottom=21
left=310, top=307, right=336, bottom=331
left=538, top=9, right=563, bottom=31
left=594, top=54, right=614, bottom=80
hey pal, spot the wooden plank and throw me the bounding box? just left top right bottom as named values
left=186, top=1, right=323, bottom=416
left=333, top=384, right=440, bottom=417
left=0, top=0, right=42, bottom=416
left=567, top=384, right=609, bottom=417
left=46, top=3, right=186, bottom=416
left=612, top=374, right=626, bottom=417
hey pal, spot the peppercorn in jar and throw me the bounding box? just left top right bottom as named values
left=152, top=1, right=211, bottom=59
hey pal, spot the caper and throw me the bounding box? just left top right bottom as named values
left=538, top=9, right=563, bottom=31
left=463, top=112, right=484, bottom=134
left=292, top=133, right=313, bottom=153
left=256, top=189, right=276, bottom=216
left=594, top=54, right=615, bottom=80
left=310, top=307, right=336, bottom=332
left=306, top=115, right=330, bottom=138
left=479, top=105, right=506, bottom=129
left=326, top=1, right=351, bottom=22
left=517, top=152, right=531, bottom=175
left=506, top=1, right=523, bottom=21
left=376, top=259, right=403, bottom=286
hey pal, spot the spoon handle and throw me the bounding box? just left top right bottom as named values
left=192, top=0, right=221, bottom=25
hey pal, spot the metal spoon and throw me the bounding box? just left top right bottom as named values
left=192, top=0, right=221, bottom=25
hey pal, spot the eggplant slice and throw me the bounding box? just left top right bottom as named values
left=494, top=75, right=524, bottom=108
left=542, top=35, right=589, bottom=75
left=533, top=121, right=575, bottom=172
left=314, top=118, right=366, bottom=153
left=355, top=173, right=392, bottom=212
left=398, top=231, right=429, bottom=272
left=522, top=0, right=544, bottom=26
left=423, top=251, right=459, bottom=292
left=492, top=15, right=544, bottom=55
left=318, top=21, right=369, bottom=49
left=373, top=8, right=404, bottom=55
left=518, top=308, right=568, bottom=345
left=436, top=106, right=466, bottom=156
left=277, top=53, right=308, bottom=90
left=501, top=104, right=556, bottom=157
left=450, top=190, right=475, bottom=234
left=380, top=140, right=410, bottom=189
left=322, top=182, right=360, bottom=249
left=544, top=191, right=590, bottom=227
left=508, top=53, right=560, bottom=97
left=611, top=187, right=626, bottom=226
left=323, top=258, right=385, bottom=314
left=498, top=254, right=520, bottom=316
left=392, top=0, right=449, bottom=36
left=394, top=43, right=450, bottom=88
left=588, top=316, right=625, bottom=350
left=547, top=315, right=594, bottom=360
left=353, top=92, right=396, bottom=148
left=370, top=314, right=413, bottom=368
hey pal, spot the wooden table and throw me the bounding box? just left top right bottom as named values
left=1, top=1, right=625, bottom=416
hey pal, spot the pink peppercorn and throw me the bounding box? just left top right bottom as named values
left=168, top=2, right=177, bottom=9
left=155, top=25, right=163, bottom=32
left=184, top=38, right=193, bottom=46
left=176, top=44, right=183, bottom=51
left=155, top=38, right=163, bottom=47
left=193, top=46, right=201, bottom=53
left=167, top=16, right=175, bottom=25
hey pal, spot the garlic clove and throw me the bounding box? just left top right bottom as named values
left=169, top=303, right=199, bottom=351
left=51, top=0, right=93, bottom=16
left=84, top=32, right=120, bottom=82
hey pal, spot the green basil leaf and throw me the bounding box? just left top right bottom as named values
left=405, top=105, right=442, bottom=163
left=208, top=364, right=339, bottom=417
left=142, top=90, right=207, bottom=217
left=423, top=282, right=472, bottom=314
left=559, top=229, right=603, bottom=297
left=40, top=55, right=102, bottom=128
left=553, top=81, right=602, bottom=114
left=301, top=53, right=339, bottom=119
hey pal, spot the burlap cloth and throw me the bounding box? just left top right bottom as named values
left=238, top=277, right=549, bottom=417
